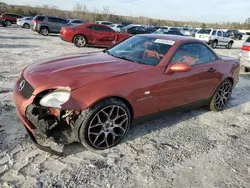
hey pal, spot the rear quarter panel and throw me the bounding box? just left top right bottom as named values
left=215, top=57, right=240, bottom=88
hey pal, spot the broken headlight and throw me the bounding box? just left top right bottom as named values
left=40, top=90, right=70, bottom=109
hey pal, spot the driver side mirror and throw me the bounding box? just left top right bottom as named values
left=167, top=62, right=191, bottom=73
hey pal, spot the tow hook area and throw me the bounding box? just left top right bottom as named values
left=25, top=104, right=80, bottom=156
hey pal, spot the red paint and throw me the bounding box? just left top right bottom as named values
left=60, top=24, right=131, bottom=47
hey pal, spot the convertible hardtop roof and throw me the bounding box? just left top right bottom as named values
left=137, top=34, right=199, bottom=42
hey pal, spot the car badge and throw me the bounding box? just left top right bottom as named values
left=19, top=80, right=26, bottom=91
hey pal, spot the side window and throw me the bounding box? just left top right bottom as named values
left=223, top=32, right=228, bottom=37
left=87, top=25, right=94, bottom=30
left=171, top=43, right=217, bottom=65
left=58, top=19, right=68, bottom=24
left=217, top=31, right=222, bottom=36
left=94, top=25, right=112, bottom=32
left=212, top=30, right=216, bottom=35
left=48, top=17, right=58, bottom=23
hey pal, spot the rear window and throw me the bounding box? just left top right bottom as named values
left=198, top=29, right=212, bottom=34
left=212, top=30, right=216, bottom=35
left=33, top=16, right=45, bottom=21
left=246, top=37, right=250, bottom=43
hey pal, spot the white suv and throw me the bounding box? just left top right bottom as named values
left=195, top=28, right=234, bottom=49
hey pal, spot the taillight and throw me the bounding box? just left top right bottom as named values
left=242, top=45, right=250, bottom=51
left=33, top=20, right=39, bottom=24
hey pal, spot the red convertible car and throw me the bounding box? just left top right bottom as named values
left=60, top=23, right=131, bottom=48
left=14, top=34, right=240, bottom=155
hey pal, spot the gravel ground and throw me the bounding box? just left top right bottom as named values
left=0, top=26, right=250, bottom=188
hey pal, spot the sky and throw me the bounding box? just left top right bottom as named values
left=2, top=0, right=250, bottom=23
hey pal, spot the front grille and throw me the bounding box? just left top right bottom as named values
left=19, top=76, right=34, bottom=99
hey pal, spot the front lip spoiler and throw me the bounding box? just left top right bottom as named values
left=25, top=126, right=64, bottom=157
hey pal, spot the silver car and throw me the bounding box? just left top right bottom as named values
left=32, top=15, right=70, bottom=36
left=240, top=36, right=250, bottom=71
left=17, top=17, right=33, bottom=29
left=68, top=19, right=86, bottom=26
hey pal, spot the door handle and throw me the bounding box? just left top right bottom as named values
left=207, top=67, right=216, bottom=73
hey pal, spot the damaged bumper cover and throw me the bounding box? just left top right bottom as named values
left=13, top=83, right=82, bottom=156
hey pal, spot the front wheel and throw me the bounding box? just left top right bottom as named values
left=73, top=35, right=87, bottom=47
left=77, top=98, right=131, bottom=150
left=209, top=79, right=233, bottom=111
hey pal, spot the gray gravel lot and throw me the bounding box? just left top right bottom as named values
left=0, top=26, right=250, bottom=188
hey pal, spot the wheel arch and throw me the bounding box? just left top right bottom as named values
left=225, top=77, right=234, bottom=85
left=89, top=96, right=134, bottom=119
left=40, top=26, right=50, bottom=32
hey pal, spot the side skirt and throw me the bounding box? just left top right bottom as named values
left=132, top=98, right=211, bottom=125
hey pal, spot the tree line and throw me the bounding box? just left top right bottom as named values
left=0, top=2, right=250, bottom=30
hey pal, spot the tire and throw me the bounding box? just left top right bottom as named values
left=77, top=98, right=131, bottom=150
left=4, top=20, right=11, bottom=26
left=23, top=23, right=30, bottom=29
left=73, top=35, right=87, bottom=48
left=226, top=41, right=233, bottom=49
left=209, top=79, right=233, bottom=112
left=40, top=27, right=49, bottom=36
left=211, top=40, right=218, bottom=49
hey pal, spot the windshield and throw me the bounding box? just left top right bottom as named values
left=198, top=29, right=212, bottom=34
left=106, top=36, right=174, bottom=66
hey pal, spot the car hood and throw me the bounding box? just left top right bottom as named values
left=23, top=52, right=150, bottom=94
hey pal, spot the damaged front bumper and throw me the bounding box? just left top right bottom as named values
left=13, top=82, right=82, bottom=156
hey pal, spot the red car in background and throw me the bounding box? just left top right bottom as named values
left=0, top=13, right=23, bottom=26
left=60, top=23, right=131, bottom=48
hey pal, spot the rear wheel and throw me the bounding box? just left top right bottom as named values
left=209, top=79, right=233, bottom=111
left=40, top=27, right=49, bottom=36
left=77, top=98, right=131, bottom=150
left=73, top=35, right=87, bottom=47
left=226, top=41, right=233, bottom=49
left=4, top=20, right=11, bottom=26
left=23, top=23, right=30, bottom=29
left=211, top=40, right=218, bottom=49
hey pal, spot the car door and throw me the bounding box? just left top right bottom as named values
left=93, top=25, right=116, bottom=46
left=222, top=31, right=230, bottom=44
left=47, top=17, right=58, bottom=33
left=159, top=43, right=218, bottom=111
left=217, top=30, right=224, bottom=45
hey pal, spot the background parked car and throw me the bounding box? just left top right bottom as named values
left=168, top=27, right=181, bottom=32
left=121, top=25, right=151, bottom=35
left=180, top=27, right=191, bottom=36
left=190, top=29, right=198, bottom=37
left=239, top=36, right=250, bottom=72
left=68, top=19, right=86, bottom=26
left=95, top=21, right=113, bottom=26
left=195, top=28, right=234, bottom=49
left=17, top=17, right=33, bottom=29
left=110, top=24, right=125, bottom=32
left=0, top=13, right=23, bottom=26
left=32, top=15, right=71, bottom=36
left=164, top=30, right=185, bottom=36
left=60, top=23, right=131, bottom=47
left=226, top=30, right=243, bottom=40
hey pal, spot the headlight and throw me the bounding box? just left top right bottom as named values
left=40, top=90, right=70, bottom=108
